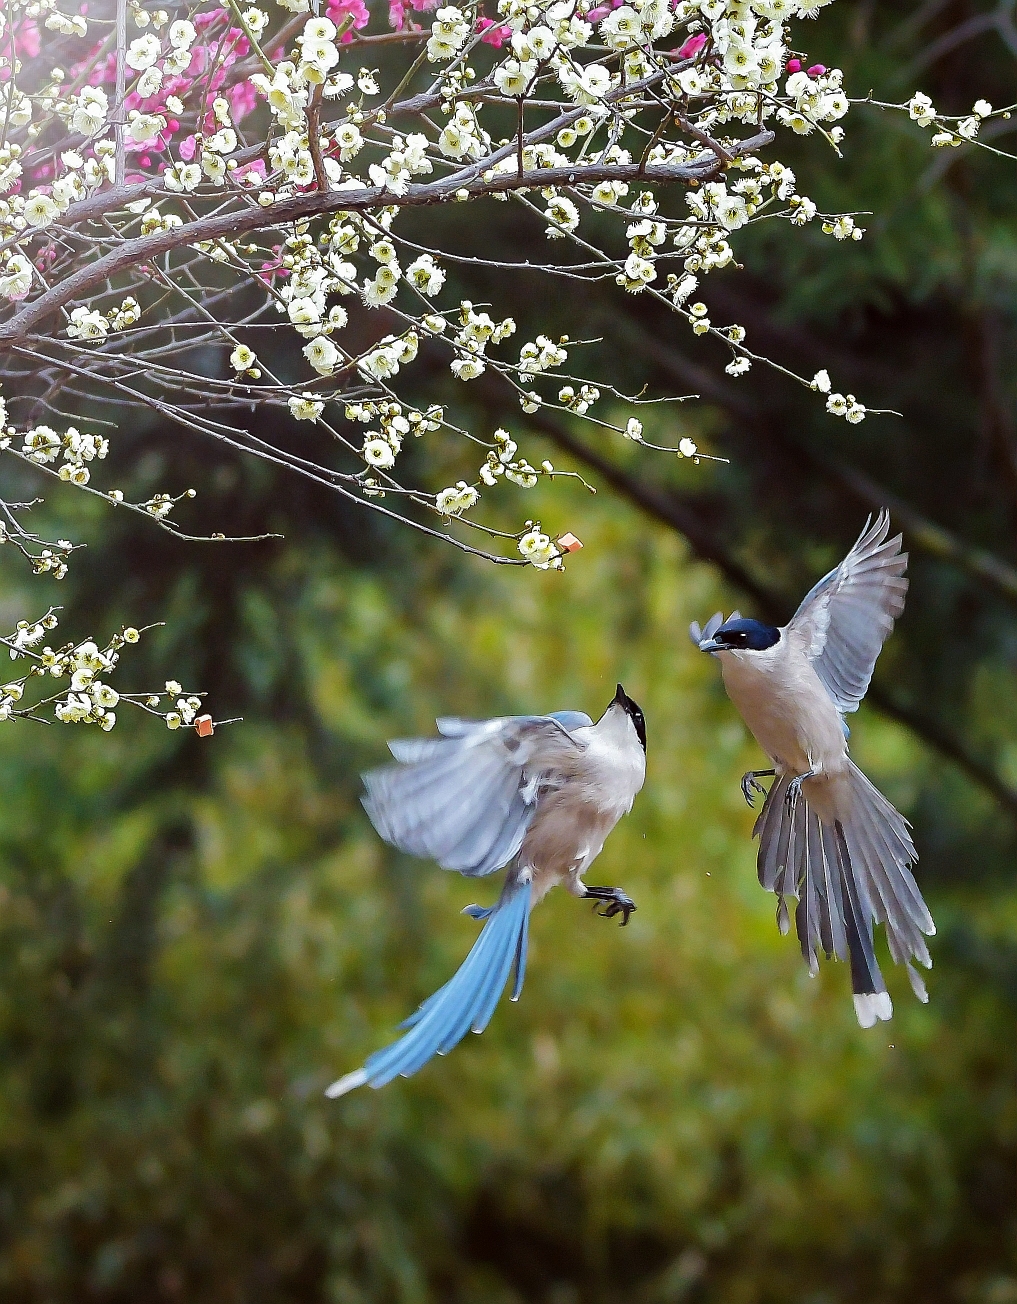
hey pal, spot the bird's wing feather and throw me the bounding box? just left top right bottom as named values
left=788, top=510, right=907, bottom=714
left=362, top=715, right=585, bottom=877
left=689, top=611, right=739, bottom=649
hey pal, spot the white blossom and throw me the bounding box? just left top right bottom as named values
left=125, top=34, right=162, bottom=70
left=518, top=528, right=561, bottom=569
left=230, top=344, right=258, bottom=371
left=71, top=86, right=108, bottom=136
left=24, top=194, right=59, bottom=228
left=363, top=436, right=396, bottom=468
left=303, top=335, right=340, bottom=374
left=435, top=481, right=479, bottom=515
left=288, top=394, right=324, bottom=421
left=406, top=254, right=445, bottom=296
left=908, top=92, right=937, bottom=128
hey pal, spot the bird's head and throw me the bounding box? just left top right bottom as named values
left=609, top=683, right=646, bottom=751
left=696, top=616, right=781, bottom=655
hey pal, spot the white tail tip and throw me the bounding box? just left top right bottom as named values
left=906, top=962, right=930, bottom=1003
left=853, top=991, right=893, bottom=1028
left=325, top=1068, right=368, bottom=1098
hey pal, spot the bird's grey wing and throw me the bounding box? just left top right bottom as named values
left=548, top=710, right=594, bottom=730
left=362, top=715, right=585, bottom=877
left=787, top=510, right=907, bottom=714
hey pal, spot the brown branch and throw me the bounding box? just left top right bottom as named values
left=306, top=84, right=328, bottom=193
left=675, top=113, right=735, bottom=164
left=0, top=139, right=774, bottom=352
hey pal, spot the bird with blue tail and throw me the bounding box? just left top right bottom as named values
left=325, top=685, right=647, bottom=1097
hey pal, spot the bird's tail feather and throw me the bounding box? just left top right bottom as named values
left=754, top=762, right=934, bottom=1027
left=325, top=880, right=531, bottom=1097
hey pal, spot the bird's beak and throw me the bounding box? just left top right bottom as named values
left=612, top=683, right=628, bottom=706
left=697, top=638, right=723, bottom=654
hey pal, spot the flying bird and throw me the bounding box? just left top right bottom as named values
left=690, top=512, right=935, bottom=1027
left=326, top=685, right=647, bottom=1097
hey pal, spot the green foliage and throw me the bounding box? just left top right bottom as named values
left=0, top=472, right=1013, bottom=1302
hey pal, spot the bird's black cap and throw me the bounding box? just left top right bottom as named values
left=710, top=617, right=781, bottom=651
left=612, top=683, right=646, bottom=752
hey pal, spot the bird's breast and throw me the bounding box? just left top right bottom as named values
left=719, top=647, right=847, bottom=776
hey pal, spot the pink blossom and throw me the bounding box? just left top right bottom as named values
left=389, top=0, right=407, bottom=29
left=326, top=0, right=370, bottom=40
left=234, top=158, right=267, bottom=185
left=14, top=20, right=40, bottom=59
left=785, top=57, right=801, bottom=73
left=224, top=28, right=250, bottom=58
left=178, top=134, right=197, bottom=161
left=477, top=16, right=511, bottom=45
left=675, top=31, right=706, bottom=60
left=163, top=74, right=192, bottom=97
left=81, top=50, right=118, bottom=85
left=187, top=46, right=209, bottom=78
left=194, top=8, right=224, bottom=30
left=586, top=6, right=610, bottom=21
left=806, top=63, right=826, bottom=76
left=229, top=79, right=258, bottom=122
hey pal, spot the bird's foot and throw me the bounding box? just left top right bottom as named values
left=784, top=768, right=817, bottom=813
left=584, top=885, right=637, bottom=925
left=740, top=769, right=775, bottom=808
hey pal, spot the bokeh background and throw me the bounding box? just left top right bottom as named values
left=1, top=1, right=1016, bottom=1299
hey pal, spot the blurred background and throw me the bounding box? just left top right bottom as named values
left=1, top=1, right=1016, bottom=1299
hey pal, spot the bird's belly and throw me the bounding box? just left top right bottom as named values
left=520, top=794, right=617, bottom=903
left=721, top=657, right=847, bottom=776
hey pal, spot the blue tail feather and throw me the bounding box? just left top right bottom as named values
left=359, top=880, right=532, bottom=1089
left=510, top=917, right=528, bottom=1002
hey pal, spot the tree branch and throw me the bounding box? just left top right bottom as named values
left=0, top=138, right=773, bottom=352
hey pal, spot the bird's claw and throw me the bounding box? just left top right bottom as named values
left=740, top=770, right=774, bottom=808
left=784, top=771, right=814, bottom=813
left=585, top=886, right=637, bottom=926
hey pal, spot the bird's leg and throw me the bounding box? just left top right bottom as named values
left=785, top=767, right=818, bottom=813
left=584, top=885, right=637, bottom=925
left=740, top=769, right=775, bottom=808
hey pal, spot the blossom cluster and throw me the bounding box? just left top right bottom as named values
left=0, top=612, right=212, bottom=732
left=0, top=0, right=1008, bottom=586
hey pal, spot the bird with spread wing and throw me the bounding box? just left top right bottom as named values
left=691, top=512, right=935, bottom=1026
left=326, top=685, right=647, bottom=1096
